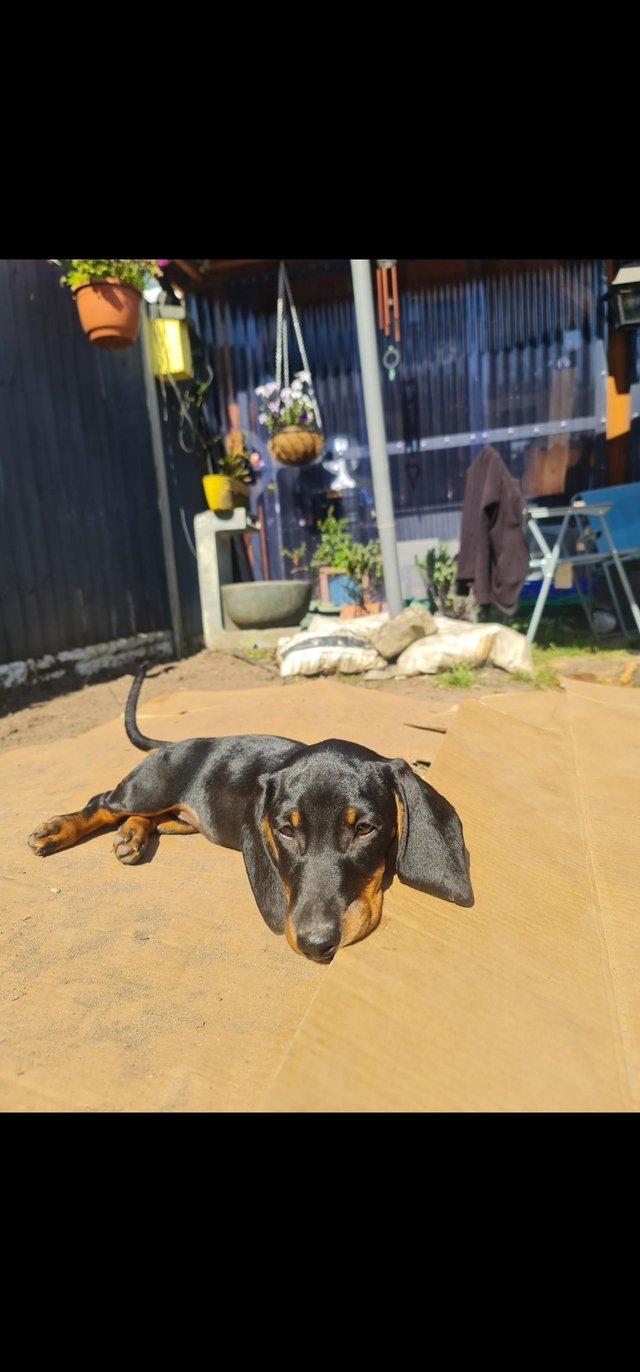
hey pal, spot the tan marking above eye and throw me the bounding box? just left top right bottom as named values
left=290, top=810, right=300, bottom=828
left=345, top=807, right=357, bottom=826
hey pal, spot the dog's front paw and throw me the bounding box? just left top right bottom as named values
left=28, top=818, right=64, bottom=856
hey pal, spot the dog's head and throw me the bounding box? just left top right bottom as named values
left=241, top=741, right=473, bottom=963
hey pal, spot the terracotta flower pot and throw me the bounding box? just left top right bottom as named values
left=202, top=474, right=250, bottom=514
left=73, top=279, right=142, bottom=350
left=268, top=426, right=324, bottom=466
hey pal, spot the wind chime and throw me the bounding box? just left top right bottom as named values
left=376, top=259, right=401, bottom=380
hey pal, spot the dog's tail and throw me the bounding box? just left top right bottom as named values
left=124, top=666, right=169, bottom=752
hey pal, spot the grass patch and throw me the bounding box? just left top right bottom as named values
left=529, top=641, right=638, bottom=691
left=532, top=661, right=562, bottom=691
left=238, top=646, right=273, bottom=661
left=508, top=605, right=640, bottom=654
left=531, top=640, right=632, bottom=659
left=435, top=664, right=476, bottom=688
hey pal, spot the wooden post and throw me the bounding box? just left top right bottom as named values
left=140, top=306, right=185, bottom=658
left=606, top=259, right=631, bottom=485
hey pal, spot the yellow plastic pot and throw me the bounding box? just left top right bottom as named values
left=202, top=475, right=250, bottom=513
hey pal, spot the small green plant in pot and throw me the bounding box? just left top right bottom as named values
left=310, top=507, right=383, bottom=613
left=219, top=421, right=253, bottom=483
left=50, top=260, right=162, bottom=349
left=202, top=411, right=254, bottom=513
left=172, top=374, right=254, bottom=514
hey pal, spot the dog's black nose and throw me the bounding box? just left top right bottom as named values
left=297, top=933, right=339, bottom=963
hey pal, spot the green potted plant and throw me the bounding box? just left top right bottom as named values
left=172, top=378, right=253, bottom=515
left=255, top=371, right=324, bottom=466
left=203, top=443, right=252, bottom=514
left=202, top=404, right=254, bottom=513
left=50, top=260, right=162, bottom=349
left=310, top=508, right=383, bottom=616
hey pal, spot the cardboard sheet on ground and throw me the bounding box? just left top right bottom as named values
left=262, top=681, right=640, bottom=1112
left=2, top=676, right=638, bottom=1112
left=0, top=681, right=449, bottom=1112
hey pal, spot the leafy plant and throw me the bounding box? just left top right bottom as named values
left=219, top=423, right=254, bottom=482
left=310, top=507, right=383, bottom=607
left=50, top=259, right=162, bottom=292
left=281, top=542, right=310, bottom=574
left=415, top=544, right=460, bottom=615
left=255, top=371, right=321, bottom=436
left=218, top=449, right=252, bottom=481
left=310, top=508, right=352, bottom=571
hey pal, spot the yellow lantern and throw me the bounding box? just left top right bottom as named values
left=149, top=306, right=194, bottom=380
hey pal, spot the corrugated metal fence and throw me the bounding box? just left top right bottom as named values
left=192, top=259, right=608, bottom=563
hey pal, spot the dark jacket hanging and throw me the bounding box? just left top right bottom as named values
left=456, top=446, right=529, bottom=616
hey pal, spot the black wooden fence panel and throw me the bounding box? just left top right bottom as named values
left=0, top=259, right=203, bottom=664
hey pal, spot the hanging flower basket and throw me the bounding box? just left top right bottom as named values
left=73, top=280, right=142, bottom=350
left=268, top=426, right=324, bottom=466
left=256, top=263, right=325, bottom=468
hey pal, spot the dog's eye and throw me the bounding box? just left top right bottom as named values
left=277, top=824, right=296, bottom=840
left=355, top=821, right=375, bottom=837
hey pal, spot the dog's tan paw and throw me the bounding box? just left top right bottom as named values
left=113, top=820, right=149, bottom=865
left=28, top=818, right=64, bottom=856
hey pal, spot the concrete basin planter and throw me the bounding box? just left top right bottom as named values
left=221, top=580, right=313, bottom=630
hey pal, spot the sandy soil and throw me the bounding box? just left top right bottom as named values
left=0, top=648, right=536, bottom=755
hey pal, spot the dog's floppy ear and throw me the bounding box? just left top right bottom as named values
left=241, top=775, right=289, bottom=933
left=387, top=759, right=473, bottom=907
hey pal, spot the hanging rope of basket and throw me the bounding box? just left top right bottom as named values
left=264, top=263, right=324, bottom=466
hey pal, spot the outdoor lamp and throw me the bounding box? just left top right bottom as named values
left=605, top=263, right=640, bottom=331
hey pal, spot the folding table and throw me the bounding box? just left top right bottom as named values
left=525, top=502, right=640, bottom=643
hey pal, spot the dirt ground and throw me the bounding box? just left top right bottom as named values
left=0, top=648, right=537, bottom=754
left=4, top=646, right=639, bottom=1112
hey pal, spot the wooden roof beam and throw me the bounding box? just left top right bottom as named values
left=172, top=259, right=204, bottom=286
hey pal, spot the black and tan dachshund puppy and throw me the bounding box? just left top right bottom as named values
left=28, top=667, right=473, bottom=962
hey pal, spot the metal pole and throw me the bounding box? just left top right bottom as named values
left=139, top=304, right=185, bottom=658
left=350, top=259, right=403, bottom=616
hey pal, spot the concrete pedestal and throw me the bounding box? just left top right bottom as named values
left=194, top=508, right=260, bottom=645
